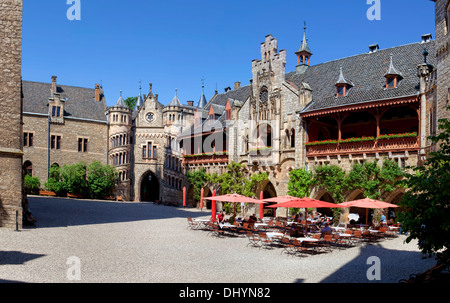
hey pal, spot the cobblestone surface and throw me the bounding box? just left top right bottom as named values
left=0, top=196, right=437, bottom=283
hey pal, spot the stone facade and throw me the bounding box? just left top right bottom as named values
left=22, top=77, right=108, bottom=187
left=434, top=0, right=450, bottom=125
left=0, top=0, right=23, bottom=229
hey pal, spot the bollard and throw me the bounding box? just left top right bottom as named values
left=15, top=210, right=19, bottom=231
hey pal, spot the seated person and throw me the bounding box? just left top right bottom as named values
left=217, top=211, right=225, bottom=223
left=248, top=214, right=257, bottom=223
left=321, top=223, right=332, bottom=235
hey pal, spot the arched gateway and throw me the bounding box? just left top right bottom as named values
left=140, top=171, right=160, bottom=202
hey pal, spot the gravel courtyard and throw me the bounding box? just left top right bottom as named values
left=0, top=196, right=436, bottom=283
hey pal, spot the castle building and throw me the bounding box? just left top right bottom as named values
left=22, top=76, right=109, bottom=184
left=0, top=0, right=24, bottom=229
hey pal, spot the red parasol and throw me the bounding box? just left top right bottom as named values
left=268, top=197, right=344, bottom=235
left=183, top=186, right=186, bottom=207
left=211, top=190, right=216, bottom=222
left=338, top=197, right=398, bottom=226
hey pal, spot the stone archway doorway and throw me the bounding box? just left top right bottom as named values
left=140, top=171, right=160, bottom=202
left=262, top=181, right=277, bottom=217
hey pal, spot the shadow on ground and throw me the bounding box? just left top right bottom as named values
left=319, top=241, right=434, bottom=283
left=27, top=196, right=207, bottom=229
left=0, top=250, right=46, bottom=266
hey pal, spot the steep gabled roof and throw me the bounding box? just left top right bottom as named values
left=287, top=41, right=436, bottom=114
left=22, top=81, right=107, bottom=122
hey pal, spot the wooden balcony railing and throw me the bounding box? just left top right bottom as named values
left=306, top=137, right=419, bottom=157
left=182, top=152, right=228, bottom=165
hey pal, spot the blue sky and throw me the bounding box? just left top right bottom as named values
left=22, top=0, right=435, bottom=107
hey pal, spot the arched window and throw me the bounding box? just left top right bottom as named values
left=24, top=161, right=33, bottom=176
left=290, top=129, right=296, bottom=148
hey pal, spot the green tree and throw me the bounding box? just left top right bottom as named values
left=186, top=168, right=209, bottom=203
left=314, top=165, right=347, bottom=204
left=287, top=168, right=315, bottom=198
left=124, top=97, right=138, bottom=110
left=86, top=161, right=117, bottom=199
left=60, top=162, right=89, bottom=196
left=347, top=158, right=403, bottom=199
left=24, top=175, right=40, bottom=195
left=398, top=108, right=450, bottom=258
left=44, top=164, right=66, bottom=196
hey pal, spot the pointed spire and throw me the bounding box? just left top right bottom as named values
left=296, top=22, right=312, bottom=55
left=114, top=90, right=127, bottom=108
left=197, top=79, right=207, bottom=108
left=134, top=82, right=144, bottom=111
left=336, top=67, right=353, bottom=86
left=385, top=54, right=402, bottom=77
left=168, top=88, right=182, bottom=106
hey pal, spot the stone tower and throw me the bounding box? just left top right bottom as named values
left=0, top=0, right=24, bottom=229
left=106, top=91, right=132, bottom=201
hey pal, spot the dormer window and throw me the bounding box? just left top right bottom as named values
left=336, top=85, right=346, bottom=97
left=335, top=67, right=353, bottom=97
left=386, top=76, right=397, bottom=89
left=224, top=99, right=232, bottom=120
left=384, top=54, right=402, bottom=89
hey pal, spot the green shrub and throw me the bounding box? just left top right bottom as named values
left=24, top=175, right=40, bottom=195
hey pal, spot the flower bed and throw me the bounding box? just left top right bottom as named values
left=183, top=151, right=228, bottom=158
left=376, top=132, right=418, bottom=140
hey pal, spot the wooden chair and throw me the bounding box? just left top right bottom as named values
left=210, top=222, right=224, bottom=237
left=280, top=237, right=295, bottom=255
left=292, top=239, right=311, bottom=256
left=187, top=217, right=199, bottom=230
left=246, top=231, right=261, bottom=248
left=258, top=232, right=274, bottom=249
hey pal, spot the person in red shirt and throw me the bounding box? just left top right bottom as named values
left=217, top=211, right=225, bottom=223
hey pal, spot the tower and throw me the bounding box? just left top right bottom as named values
left=106, top=91, right=133, bottom=201
left=295, top=23, right=313, bottom=74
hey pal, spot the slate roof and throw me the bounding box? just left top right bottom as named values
left=286, top=41, right=436, bottom=114
left=22, top=81, right=107, bottom=122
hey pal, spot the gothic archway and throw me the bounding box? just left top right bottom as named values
left=140, top=171, right=160, bottom=202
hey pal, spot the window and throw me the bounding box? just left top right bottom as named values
left=24, top=132, right=33, bottom=147
left=51, top=106, right=61, bottom=117
left=143, top=142, right=156, bottom=159
left=51, top=135, right=61, bottom=150
left=337, top=85, right=345, bottom=97
left=386, top=76, right=397, bottom=88
left=78, top=138, right=88, bottom=152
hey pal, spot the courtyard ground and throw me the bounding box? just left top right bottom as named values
left=0, top=196, right=437, bottom=283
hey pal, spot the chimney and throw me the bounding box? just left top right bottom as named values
left=51, top=76, right=57, bottom=94
left=234, top=82, right=241, bottom=90
left=187, top=101, right=194, bottom=106
left=368, top=44, right=379, bottom=53
left=421, top=33, right=432, bottom=44
left=95, top=84, right=101, bottom=101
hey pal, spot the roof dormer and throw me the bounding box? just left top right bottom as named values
left=384, top=54, right=403, bottom=89
left=335, top=67, right=353, bottom=97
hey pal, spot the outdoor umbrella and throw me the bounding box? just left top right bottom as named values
left=262, top=195, right=301, bottom=203
left=183, top=187, right=186, bottom=208
left=338, top=197, right=398, bottom=226
left=268, top=197, right=344, bottom=234
left=204, top=193, right=266, bottom=219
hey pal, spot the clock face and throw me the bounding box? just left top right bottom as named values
left=260, top=87, right=268, bottom=103
left=146, top=112, right=155, bottom=122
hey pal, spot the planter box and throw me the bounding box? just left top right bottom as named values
left=39, top=190, right=56, bottom=197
